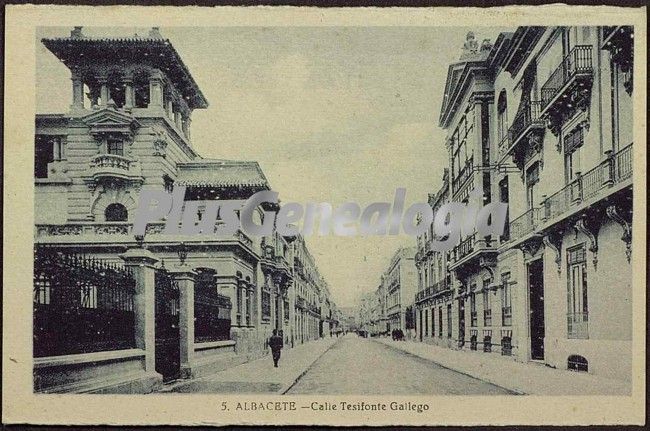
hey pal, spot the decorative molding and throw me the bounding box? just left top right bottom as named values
left=606, top=204, right=632, bottom=263
left=518, top=235, right=543, bottom=259
left=542, top=232, right=563, bottom=273
left=574, top=215, right=600, bottom=269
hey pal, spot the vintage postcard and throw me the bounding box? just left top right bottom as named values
left=3, top=3, right=647, bottom=427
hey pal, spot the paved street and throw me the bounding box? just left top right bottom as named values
left=286, top=335, right=513, bottom=395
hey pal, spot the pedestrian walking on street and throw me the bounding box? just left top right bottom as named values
left=268, top=329, right=284, bottom=368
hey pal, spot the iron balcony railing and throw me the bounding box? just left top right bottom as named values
left=507, top=144, right=632, bottom=242
left=450, top=233, right=494, bottom=263
left=541, top=45, right=593, bottom=112
left=509, top=100, right=544, bottom=146
left=498, top=130, right=512, bottom=159
left=567, top=311, right=589, bottom=339
left=415, top=279, right=448, bottom=302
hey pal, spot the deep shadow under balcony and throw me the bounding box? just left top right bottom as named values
left=499, top=100, right=545, bottom=167
left=448, top=233, right=497, bottom=275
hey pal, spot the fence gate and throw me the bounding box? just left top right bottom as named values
left=154, top=268, right=180, bottom=382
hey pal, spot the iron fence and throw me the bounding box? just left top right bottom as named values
left=194, top=285, right=231, bottom=343
left=33, top=247, right=136, bottom=357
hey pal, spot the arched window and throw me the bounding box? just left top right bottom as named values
left=497, top=90, right=508, bottom=143
left=567, top=355, right=588, bottom=372
left=104, top=203, right=128, bottom=222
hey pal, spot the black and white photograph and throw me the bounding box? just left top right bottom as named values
left=3, top=3, right=646, bottom=427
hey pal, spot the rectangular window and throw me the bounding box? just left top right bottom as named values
left=34, top=135, right=57, bottom=178
left=107, top=139, right=124, bottom=156
left=567, top=245, right=589, bottom=339
left=438, top=307, right=443, bottom=337
left=470, top=283, right=477, bottom=327
left=261, top=289, right=271, bottom=320
left=446, top=304, right=452, bottom=338
left=526, top=162, right=540, bottom=209
left=501, top=273, right=512, bottom=326
left=483, top=285, right=492, bottom=327
left=424, top=309, right=429, bottom=337
left=564, top=127, right=584, bottom=183
left=431, top=307, right=435, bottom=336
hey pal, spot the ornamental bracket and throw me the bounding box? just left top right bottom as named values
left=606, top=204, right=632, bottom=263
left=574, top=216, right=600, bottom=270
left=542, top=231, right=563, bottom=274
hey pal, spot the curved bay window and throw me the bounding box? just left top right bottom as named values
left=104, top=203, right=128, bottom=222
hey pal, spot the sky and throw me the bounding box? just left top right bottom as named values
left=36, top=26, right=512, bottom=308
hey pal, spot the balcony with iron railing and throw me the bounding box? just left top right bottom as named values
left=507, top=144, right=633, bottom=244
left=415, top=279, right=449, bottom=303
left=448, top=232, right=497, bottom=272
left=540, top=45, right=593, bottom=116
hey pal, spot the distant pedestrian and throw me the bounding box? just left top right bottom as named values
left=268, top=329, right=284, bottom=368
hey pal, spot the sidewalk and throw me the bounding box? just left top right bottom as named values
left=161, top=336, right=339, bottom=394
left=375, top=338, right=631, bottom=395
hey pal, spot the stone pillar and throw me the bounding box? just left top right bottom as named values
left=166, top=100, right=174, bottom=120
left=124, top=76, right=134, bottom=109
left=169, top=265, right=196, bottom=379
left=99, top=79, right=109, bottom=107
left=120, top=248, right=159, bottom=374
left=71, top=72, right=84, bottom=111
left=174, top=110, right=182, bottom=130
left=149, top=70, right=164, bottom=109
left=216, top=274, right=238, bottom=325
left=238, top=279, right=247, bottom=327
left=246, top=282, right=254, bottom=326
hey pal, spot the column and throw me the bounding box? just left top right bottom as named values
left=149, top=70, right=164, bottom=109
left=216, top=274, right=238, bottom=326
left=169, top=265, right=196, bottom=379
left=238, top=279, right=247, bottom=327
left=120, top=248, right=160, bottom=375
left=166, top=100, right=173, bottom=120
left=246, top=283, right=254, bottom=326
left=124, top=75, right=134, bottom=109
left=174, top=110, right=182, bottom=130
left=71, top=72, right=84, bottom=111
left=99, top=78, right=109, bottom=107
